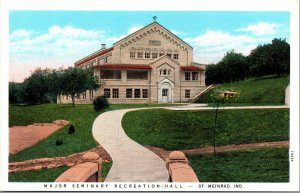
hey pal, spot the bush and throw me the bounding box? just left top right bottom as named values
left=93, top=96, right=109, bottom=111
left=68, top=125, right=75, bottom=134
left=55, top=139, right=63, bottom=146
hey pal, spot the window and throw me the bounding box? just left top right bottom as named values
left=162, top=89, right=168, bottom=96
left=173, top=53, right=179, bottom=59
left=100, top=58, right=105, bottom=64
left=83, top=91, right=86, bottom=99
left=112, top=89, right=119, bottom=98
left=106, top=55, right=112, bottom=63
left=152, top=51, right=158, bottom=58
left=89, top=90, right=93, bottom=100
left=130, top=49, right=136, bottom=58
left=137, top=50, right=143, bottom=58
left=126, top=89, right=132, bottom=98
left=104, top=89, right=110, bottom=98
left=185, top=72, right=191, bottom=81
left=142, top=89, right=148, bottom=98
left=134, top=89, right=141, bottom=98
left=166, top=50, right=172, bottom=58
left=127, top=71, right=148, bottom=80
left=145, top=50, right=150, bottom=58
left=159, top=50, right=165, bottom=57
left=101, top=70, right=121, bottom=79
left=192, top=72, right=198, bottom=80
left=168, top=69, right=171, bottom=75
left=185, top=89, right=191, bottom=98
left=163, top=69, right=167, bottom=75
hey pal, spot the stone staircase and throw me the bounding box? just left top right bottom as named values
left=189, top=85, right=215, bottom=103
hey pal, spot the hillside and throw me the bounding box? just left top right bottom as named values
left=195, top=75, right=290, bottom=104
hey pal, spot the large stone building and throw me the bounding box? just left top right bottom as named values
left=60, top=21, right=207, bottom=104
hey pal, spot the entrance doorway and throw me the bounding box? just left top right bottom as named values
left=158, top=80, right=173, bottom=103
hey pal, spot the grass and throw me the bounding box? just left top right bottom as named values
left=9, top=166, right=69, bottom=182
left=9, top=103, right=180, bottom=162
left=196, top=75, right=290, bottom=104
left=101, top=162, right=113, bottom=182
left=188, top=148, right=289, bottom=182
left=122, top=109, right=289, bottom=150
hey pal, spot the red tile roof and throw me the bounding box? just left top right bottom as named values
left=75, top=47, right=114, bottom=66
left=180, top=66, right=204, bottom=71
left=94, top=64, right=152, bottom=70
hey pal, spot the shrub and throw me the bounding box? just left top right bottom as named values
left=55, top=139, right=63, bottom=146
left=93, top=96, right=109, bottom=111
left=68, top=125, right=75, bottom=134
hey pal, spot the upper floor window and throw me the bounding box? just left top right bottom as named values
left=166, top=50, right=172, bottom=58
left=137, top=50, right=143, bottom=58
left=192, top=72, right=198, bottom=80
left=101, top=70, right=121, bottom=79
left=106, top=55, right=112, bottom=63
left=145, top=50, right=150, bottom=58
left=159, top=50, right=165, bottom=57
left=152, top=50, right=158, bottom=58
left=185, top=72, right=191, bottom=81
left=130, top=49, right=136, bottom=58
left=173, top=53, right=179, bottom=60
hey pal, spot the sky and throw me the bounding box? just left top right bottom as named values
left=9, top=11, right=290, bottom=82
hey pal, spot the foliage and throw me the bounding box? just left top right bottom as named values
left=188, top=148, right=289, bottom=182
left=122, top=108, right=289, bottom=150
left=68, top=124, right=75, bottom=134
left=55, top=138, right=63, bottom=146
left=9, top=82, right=25, bottom=104
left=196, top=75, right=289, bottom=104
left=9, top=166, right=69, bottom=182
left=93, top=96, right=109, bottom=111
left=205, top=50, right=248, bottom=85
left=248, top=38, right=290, bottom=77
left=60, top=67, right=99, bottom=106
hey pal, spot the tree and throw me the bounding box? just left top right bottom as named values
left=46, top=69, right=64, bottom=103
left=248, top=38, right=290, bottom=77
left=9, top=82, right=25, bottom=104
left=60, top=67, right=99, bottom=106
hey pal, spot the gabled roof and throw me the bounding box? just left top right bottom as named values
left=113, top=21, right=193, bottom=49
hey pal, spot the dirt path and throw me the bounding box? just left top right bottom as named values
left=147, top=141, right=289, bottom=161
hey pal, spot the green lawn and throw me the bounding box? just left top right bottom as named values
left=9, top=166, right=69, bottom=182
left=188, top=148, right=289, bottom=182
left=9, top=103, right=180, bottom=162
left=122, top=109, right=289, bottom=150
left=196, top=75, right=289, bottom=104
left=101, top=162, right=112, bottom=182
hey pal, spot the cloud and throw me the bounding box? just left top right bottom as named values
left=10, top=29, right=31, bottom=40
left=127, top=25, right=143, bottom=34
left=170, top=29, right=186, bottom=36
left=185, top=30, right=271, bottom=64
left=236, top=22, right=281, bottom=36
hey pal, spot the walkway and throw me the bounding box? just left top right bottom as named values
left=92, top=108, right=169, bottom=182
left=92, top=105, right=288, bottom=182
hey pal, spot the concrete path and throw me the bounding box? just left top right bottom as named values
left=92, top=104, right=289, bottom=182
left=92, top=108, right=169, bottom=182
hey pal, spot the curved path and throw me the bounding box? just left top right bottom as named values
left=92, top=108, right=169, bottom=182
left=92, top=105, right=288, bottom=182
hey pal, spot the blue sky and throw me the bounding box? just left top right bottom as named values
left=9, top=11, right=290, bottom=82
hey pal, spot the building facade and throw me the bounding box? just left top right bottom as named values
left=59, top=21, right=207, bottom=104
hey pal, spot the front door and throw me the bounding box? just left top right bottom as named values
left=162, top=88, right=169, bottom=103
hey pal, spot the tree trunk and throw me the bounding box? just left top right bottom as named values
left=71, top=95, right=75, bottom=107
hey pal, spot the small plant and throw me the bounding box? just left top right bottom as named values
left=55, top=138, right=63, bottom=146
left=68, top=124, right=75, bottom=134
left=93, top=96, right=109, bottom=111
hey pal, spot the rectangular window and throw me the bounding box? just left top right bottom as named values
left=89, top=90, right=93, bottom=100
left=104, top=88, right=110, bottom=98
left=126, top=89, right=133, bottom=98
left=138, top=51, right=143, bottom=58
left=185, top=72, right=191, bottom=81
left=145, top=52, right=150, bottom=58
left=142, top=89, right=148, bottom=98
left=101, top=70, right=121, bottom=79
left=112, top=88, right=119, bottom=98
left=152, top=52, right=158, bottom=58
left=166, top=53, right=172, bottom=58
left=185, top=89, right=191, bottom=98
left=134, top=89, right=141, bottom=98
left=106, top=55, right=112, bottom=63
left=127, top=71, right=148, bottom=80
left=130, top=52, right=135, bottom=58
left=192, top=72, right=198, bottom=80
left=100, top=58, right=105, bottom=64
left=173, top=54, right=179, bottom=59
left=162, top=89, right=168, bottom=96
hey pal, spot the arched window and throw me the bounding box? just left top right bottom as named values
left=137, top=49, right=143, bottom=58
left=130, top=48, right=136, bottom=58
left=152, top=50, right=158, bottom=58
left=166, top=50, right=172, bottom=58
left=168, top=69, right=171, bottom=75
left=145, top=49, right=150, bottom=58
left=159, top=50, right=165, bottom=57
left=173, top=50, right=179, bottom=59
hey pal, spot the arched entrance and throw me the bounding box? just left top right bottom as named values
left=158, top=79, right=174, bottom=103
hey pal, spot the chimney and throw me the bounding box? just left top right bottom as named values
left=101, top=43, right=106, bottom=50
